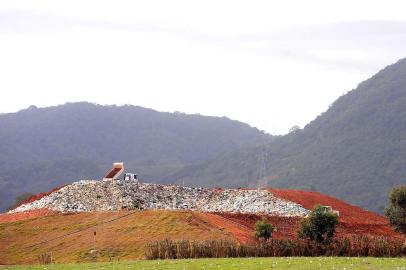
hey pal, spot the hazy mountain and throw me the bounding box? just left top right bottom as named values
left=0, top=103, right=271, bottom=211
left=3, top=58, right=406, bottom=214
left=173, top=58, right=406, bottom=213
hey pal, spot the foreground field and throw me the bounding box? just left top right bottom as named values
left=2, top=257, right=406, bottom=270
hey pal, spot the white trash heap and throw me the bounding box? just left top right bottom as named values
left=9, top=180, right=309, bottom=217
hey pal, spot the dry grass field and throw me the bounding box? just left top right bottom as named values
left=0, top=210, right=235, bottom=264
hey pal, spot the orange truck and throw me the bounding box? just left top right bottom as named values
left=103, top=162, right=138, bottom=181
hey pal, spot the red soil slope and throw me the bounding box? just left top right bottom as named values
left=200, top=213, right=254, bottom=243
left=269, top=188, right=387, bottom=224
left=201, top=213, right=301, bottom=243
left=201, top=188, right=403, bottom=242
left=271, top=188, right=404, bottom=239
left=0, top=209, right=57, bottom=223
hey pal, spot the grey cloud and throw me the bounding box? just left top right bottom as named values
left=0, top=8, right=172, bottom=33
left=1, top=8, right=406, bottom=72
left=240, top=21, right=406, bottom=72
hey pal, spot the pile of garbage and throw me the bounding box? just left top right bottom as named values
left=9, top=180, right=309, bottom=217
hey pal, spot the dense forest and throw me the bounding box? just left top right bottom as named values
left=0, top=103, right=271, bottom=211
left=2, top=58, right=406, bottom=213
left=174, top=58, right=406, bottom=213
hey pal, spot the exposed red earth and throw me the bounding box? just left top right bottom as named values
left=207, top=211, right=403, bottom=243
left=269, top=188, right=387, bottom=224
left=202, top=212, right=301, bottom=243
left=0, top=208, right=57, bottom=223
left=200, top=213, right=255, bottom=243
left=202, top=188, right=404, bottom=242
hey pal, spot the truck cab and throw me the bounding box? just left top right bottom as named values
left=124, top=173, right=138, bottom=182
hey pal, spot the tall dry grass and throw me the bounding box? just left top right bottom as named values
left=37, top=252, right=53, bottom=264
left=145, top=236, right=405, bottom=259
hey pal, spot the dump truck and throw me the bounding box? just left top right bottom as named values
left=103, top=162, right=137, bottom=182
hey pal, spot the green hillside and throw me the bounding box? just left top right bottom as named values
left=2, top=59, right=406, bottom=213
left=0, top=103, right=271, bottom=211
left=173, top=58, right=406, bottom=213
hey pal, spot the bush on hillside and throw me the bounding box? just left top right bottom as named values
left=253, top=218, right=275, bottom=241
left=385, top=185, right=406, bottom=234
left=298, top=205, right=339, bottom=243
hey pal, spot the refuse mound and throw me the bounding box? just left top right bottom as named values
left=9, top=180, right=308, bottom=217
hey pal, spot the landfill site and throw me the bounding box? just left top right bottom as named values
left=3, top=162, right=402, bottom=233
left=9, top=179, right=309, bottom=216
left=9, top=162, right=308, bottom=216
left=0, top=163, right=404, bottom=264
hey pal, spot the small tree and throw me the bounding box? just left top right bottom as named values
left=298, top=204, right=338, bottom=243
left=289, top=125, right=301, bottom=134
left=385, top=185, right=406, bottom=234
left=253, top=218, right=275, bottom=242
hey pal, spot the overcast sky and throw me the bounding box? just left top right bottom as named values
left=1, top=0, right=406, bottom=134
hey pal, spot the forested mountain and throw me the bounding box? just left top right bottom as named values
left=0, top=103, right=271, bottom=211
left=2, top=58, right=406, bottom=213
left=173, top=58, right=406, bottom=213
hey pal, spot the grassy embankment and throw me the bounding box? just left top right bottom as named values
left=0, top=211, right=235, bottom=264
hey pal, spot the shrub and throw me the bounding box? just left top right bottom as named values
left=253, top=218, right=275, bottom=241
left=298, top=205, right=339, bottom=243
left=385, top=185, right=406, bottom=234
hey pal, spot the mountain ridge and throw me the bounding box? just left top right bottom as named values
left=2, top=58, right=406, bottom=213
left=173, top=58, right=406, bottom=213
left=0, top=103, right=271, bottom=211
